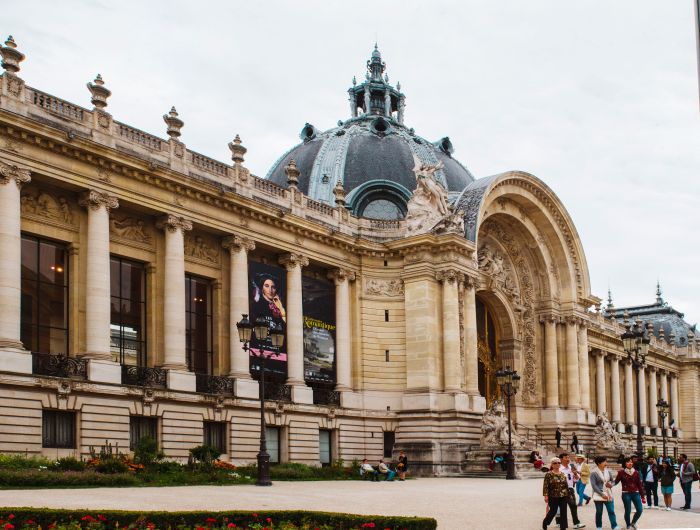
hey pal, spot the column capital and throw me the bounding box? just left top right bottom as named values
left=539, top=313, right=558, bottom=324
left=156, top=214, right=192, bottom=233
left=327, top=268, right=356, bottom=284
left=565, top=315, right=578, bottom=327
left=577, top=317, right=589, bottom=329
left=0, top=161, right=31, bottom=187
left=436, top=269, right=464, bottom=284
left=221, top=234, right=255, bottom=253
left=79, top=190, right=118, bottom=211
left=278, top=252, right=309, bottom=270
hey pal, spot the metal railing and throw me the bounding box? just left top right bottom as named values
left=195, top=374, right=234, bottom=395
left=32, top=352, right=87, bottom=379
left=312, top=387, right=341, bottom=407
left=121, top=365, right=167, bottom=388
left=263, top=381, right=292, bottom=402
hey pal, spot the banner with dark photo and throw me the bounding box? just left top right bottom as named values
left=248, top=261, right=287, bottom=380
left=302, top=275, right=336, bottom=384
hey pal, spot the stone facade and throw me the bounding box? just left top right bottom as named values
left=0, top=37, right=698, bottom=473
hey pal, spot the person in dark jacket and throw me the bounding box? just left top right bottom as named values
left=556, top=427, right=562, bottom=448
left=659, top=460, right=676, bottom=510
left=543, top=457, right=570, bottom=530
left=678, top=453, right=696, bottom=510
left=570, top=432, right=579, bottom=454
left=639, top=456, right=659, bottom=509
left=397, top=450, right=408, bottom=481
left=615, top=457, right=645, bottom=529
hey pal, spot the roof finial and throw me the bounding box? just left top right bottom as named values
left=228, top=134, right=246, bottom=165
left=606, top=287, right=613, bottom=309
left=163, top=106, right=184, bottom=139
left=1, top=35, right=25, bottom=75
left=285, top=159, right=300, bottom=190
left=655, top=280, right=663, bottom=304
left=87, top=74, right=111, bottom=110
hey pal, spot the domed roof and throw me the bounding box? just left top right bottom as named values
left=265, top=46, right=475, bottom=218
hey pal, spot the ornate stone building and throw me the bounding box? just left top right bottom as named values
left=0, top=38, right=698, bottom=473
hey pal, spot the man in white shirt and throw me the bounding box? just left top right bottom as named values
left=360, top=458, right=378, bottom=481
left=560, top=453, right=586, bottom=529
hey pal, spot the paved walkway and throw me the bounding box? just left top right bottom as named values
left=2, top=479, right=700, bottom=529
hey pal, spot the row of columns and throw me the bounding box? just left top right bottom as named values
left=0, top=163, right=355, bottom=392
left=594, top=349, right=680, bottom=429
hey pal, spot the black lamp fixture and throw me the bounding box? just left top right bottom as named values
left=236, top=313, right=282, bottom=487
left=656, top=398, right=669, bottom=461
left=620, top=315, right=651, bottom=460
left=495, top=366, right=520, bottom=480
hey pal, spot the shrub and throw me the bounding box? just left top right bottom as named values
left=0, top=508, right=437, bottom=530
left=51, top=457, right=86, bottom=472
left=0, top=469, right=139, bottom=488
left=0, top=454, right=51, bottom=470
left=189, top=445, right=221, bottom=466
left=133, top=436, right=164, bottom=467
left=94, top=459, right=129, bottom=474
left=148, top=460, right=184, bottom=474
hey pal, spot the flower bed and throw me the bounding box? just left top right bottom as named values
left=0, top=509, right=437, bottom=530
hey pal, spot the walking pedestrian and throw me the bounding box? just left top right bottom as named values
left=397, top=450, right=408, bottom=481
left=570, top=433, right=579, bottom=454
left=560, top=453, right=586, bottom=529
left=543, top=457, right=570, bottom=530
left=556, top=427, right=562, bottom=448
left=640, top=456, right=659, bottom=509
left=590, top=456, right=621, bottom=530
left=677, top=453, right=696, bottom=510
left=659, top=460, right=676, bottom=511
left=615, top=456, right=645, bottom=529
left=574, top=454, right=591, bottom=506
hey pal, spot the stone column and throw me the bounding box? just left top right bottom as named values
left=660, top=370, right=669, bottom=405
left=157, top=215, right=193, bottom=387
left=437, top=270, right=462, bottom=393
left=648, top=367, right=658, bottom=429
left=670, top=373, right=679, bottom=428
left=577, top=319, right=591, bottom=410
left=610, top=356, right=621, bottom=422
left=329, top=268, right=355, bottom=392
left=384, top=89, right=392, bottom=117
left=624, top=359, right=634, bottom=424
left=0, top=162, right=31, bottom=372
left=595, top=351, right=606, bottom=415
left=79, top=190, right=119, bottom=360
left=222, top=235, right=255, bottom=378
left=542, top=315, right=559, bottom=408
left=464, top=277, right=479, bottom=396
left=638, top=365, right=647, bottom=427
left=279, top=252, right=309, bottom=393
left=565, top=317, right=581, bottom=408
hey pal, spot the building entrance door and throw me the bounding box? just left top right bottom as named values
left=476, top=298, right=500, bottom=405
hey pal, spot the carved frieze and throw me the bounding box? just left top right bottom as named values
left=185, top=233, right=220, bottom=263
left=364, top=278, right=404, bottom=297
left=110, top=215, right=153, bottom=244
left=20, top=185, right=75, bottom=227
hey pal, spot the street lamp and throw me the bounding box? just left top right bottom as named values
left=236, top=314, right=285, bottom=487
left=495, top=366, right=520, bottom=480
left=656, top=398, right=669, bottom=461
left=620, top=317, right=651, bottom=460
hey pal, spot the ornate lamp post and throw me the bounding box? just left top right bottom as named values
left=495, top=366, right=520, bottom=480
left=236, top=314, right=285, bottom=487
left=621, top=317, right=651, bottom=460
left=656, top=398, right=669, bottom=461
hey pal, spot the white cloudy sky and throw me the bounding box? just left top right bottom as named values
left=4, top=1, right=700, bottom=325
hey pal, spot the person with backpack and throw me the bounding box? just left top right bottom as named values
left=678, top=453, right=696, bottom=510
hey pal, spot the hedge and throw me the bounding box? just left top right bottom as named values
left=0, top=508, right=437, bottom=530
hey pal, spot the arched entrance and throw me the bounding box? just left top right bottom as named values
left=476, top=297, right=500, bottom=405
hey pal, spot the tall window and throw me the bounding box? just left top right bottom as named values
left=110, top=258, right=146, bottom=365
left=383, top=431, right=395, bottom=459
left=185, top=275, right=213, bottom=374
left=21, top=235, right=68, bottom=354
left=203, top=421, right=227, bottom=454
left=319, top=429, right=332, bottom=467
left=129, top=415, right=157, bottom=450
left=266, top=426, right=280, bottom=464
left=42, top=410, right=76, bottom=448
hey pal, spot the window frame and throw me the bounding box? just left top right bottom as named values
left=383, top=431, right=395, bottom=459
left=129, top=415, right=158, bottom=451
left=185, top=274, right=214, bottom=374
left=110, top=256, right=147, bottom=366
left=265, top=426, right=281, bottom=464
left=319, top=428, right=332, bottom=467
left=42, top=409, right=76, bottom=449
left=203, top=420, right=227, bottom=454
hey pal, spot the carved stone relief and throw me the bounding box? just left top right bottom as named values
left=185, top=233, right=220, bottom=264
left=20, top=186, right=75, bottom=226
left=110, top=215, right=153, bottom=244
left=364, top=278, right=404, bottom=297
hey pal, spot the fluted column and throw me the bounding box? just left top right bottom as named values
left=648, top=367, right=658, bottom=428
left=624, top=359, right=634, bottom=424
left=638, top=365, right=647, bottom=427
left=610, top=356, right=621, bottom=422
left=565, top=317, right=581, bottom=408
left=328, top=268, right=355, bottom=391
left=595, top=351, right=606, bottom=415
left=79, top=190, right=119, bottom=359
left=542, top=315, right=559, bottom=407
left=577, top=319, right=591, bottom=409
left=279, top=252, right=308, bottom=386
left=464, top=277, right=479, bottom=395
left=437, top=269, right=462, bottom=392
left=660, top=370, right=669, bottom=403
left=157, top=214, right=192, bottom=369
left=222, top=235, right=255, bottom=378
left=0, top=162, right=30, bottom=355
left=670, top=373, right=679, bottom=428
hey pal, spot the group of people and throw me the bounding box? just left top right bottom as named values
left=555, top=427, right=581, bottom=454
left=359, top=451, right=408, bottom=482
left=543, top=452, right=697, bottom=530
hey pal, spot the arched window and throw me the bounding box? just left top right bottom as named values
left=345, top=180, right=411, bottom=220
left=360, top=197, right=405, bottom=220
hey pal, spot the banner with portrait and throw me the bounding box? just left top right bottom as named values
left=302, top=275, right=336, bottom=384
left=248, top=261, right=287, bottom=380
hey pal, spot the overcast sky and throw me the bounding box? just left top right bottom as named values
left=4, top=1, right=699, bottom=325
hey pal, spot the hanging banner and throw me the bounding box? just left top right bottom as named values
left=248, top=261, right=287, bottom=379
left=302, top=275, right=336, bottom=384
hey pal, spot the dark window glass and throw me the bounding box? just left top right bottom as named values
left=266, top=426, right=280, bottom=464
left=110, top=257, right=146, bottom=366
left=203, top=421, right=227, bottom=454
left=21, top=235, right=68, bottom=354
left=383, top=431, right=395, bottom=459
left=42, top=410, right=76, bottom=448
left=186, top=275, right=213, bottom=374
left=319, top=429, right=332, bottom=467
left=361, top=199, right=404, bottom=220
left=129, top=416, right=157, bottom=450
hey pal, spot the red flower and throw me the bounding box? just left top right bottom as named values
left=252, top=513, right=258, bottom=518
left=47, top=524, right=55, bottom=529
left=81, top=515, right=95, bottom=522
left=25, top=521, right=34, bottom=525
left=266, top=518, right=272, bottom=523
left=147, top=523, right=155, bottom=530
left=4, top=524, right=14, bottom=530
left=98, top=515, right=107, bottom=522
left=196, top=527, right=205, bottom=530
left=227, top=524, right=236, bottom=529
